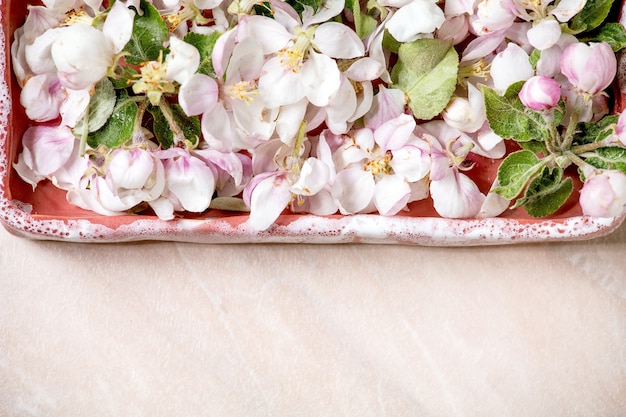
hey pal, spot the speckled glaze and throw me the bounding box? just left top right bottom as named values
left=1, top=0, right=625, bottom=245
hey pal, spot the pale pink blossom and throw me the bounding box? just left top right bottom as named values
left=560, top=42, right=617, bottom=96
left=580, top=171, right=626, bottom=218
left=519, top=76, right=561, bottom=111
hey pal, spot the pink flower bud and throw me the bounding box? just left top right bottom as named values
left=518, top=76, right=561, bottom=111
left=580, top=170, right=626, bottom=218
left=560, top=42, right=617, bottom=96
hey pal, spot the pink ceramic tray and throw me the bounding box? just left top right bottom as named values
left=1, top=0, right=624, bottom=245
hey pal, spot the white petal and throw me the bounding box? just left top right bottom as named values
left=386, top=0, right=445, bottom=43
left=165, top=37, right=200, bottom=85
left=490, top=43, right=533, bottom=92
left=248, top=174, right=292, bottom=230
left=551, top=0, right=586, bottom=22
left=389, top=145, right=430, bottom=182
left=237, top=15, right=293, bottom=54
left=374, top=174, right=411, bottom=216
left=374, top=113, right=416, bottom=152
left=314, top=22, right=364, bottom=59
left=102, top=1, right=135, bottom=53
left=166, top=156, right=216, bottom=212
left=332, top=167, right=376, bottom=214
left=527, top=18, right=561, bottom=51
left=290, top=158, right=330, bottom=196
left=300, top=51, right=341, bottom=107
left=258, top=57, right=305, bottom=108
left=430, top=169, right=485, bottom=218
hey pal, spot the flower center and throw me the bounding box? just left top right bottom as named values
left=62, top=9, right=93, bottom=26
left=364, top=150, right=392, bottom=178
left=276, top=27, right=315, bottom=73
left=225, top=80, right=259, bottom=104
left=132, top=52, right=176, bottom=106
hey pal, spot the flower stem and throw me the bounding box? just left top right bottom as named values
left=158, top=97, right=186, bottom=146
left=559, top=95, right=583, bottom=151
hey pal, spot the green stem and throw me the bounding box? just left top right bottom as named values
left=79, top=110, right=90, bottom=156
left=541, top=110, right=559, bottom=155
left=559, top=95, right=584, bottom=151
left=571, top=140, right=616, bottom=155
left=132, top=99, right=150, bottom=145
left=159, top=97, right=185, bottom=146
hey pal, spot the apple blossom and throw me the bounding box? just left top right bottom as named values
left=519, top=76, right=561, bottom=111
left=490, top=42, right=533, bottom=92
left=580, top=171, right=626, bottom=218
left=560, top=42, right=617, bottom=97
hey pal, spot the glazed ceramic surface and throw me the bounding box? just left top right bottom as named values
left=1, top=0, right=624, bottom=244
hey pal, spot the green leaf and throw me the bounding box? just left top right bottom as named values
left=584, top=146, right=626, bottom=175
left=123, top=0, right=169, bottom=65
left=568, top=0, right=615, bottom=33
left=574, top=114, right=618, bottom=145
left=529, top=48, right=541, bottom=69
left=586, top=22, right=626, bottom=51
left=346, top=0, right=377, bottom=39
left=74, top=78, right=116, bottom=136
left=481, top=82, right=551, bottom=142
left=382, top=30, right=401, bottom=54
left=286, top=0, right=325, bottom=14
left=493, top=149, right=545, bottom=199
left=518, top=140, right=548, bottom=154
left=514, top=167, right=573, bottom=217
left=390, top=39, right=458, bottom=120
left=183, top=31, right=221, bottom=77
left=149, top=104, right=201, bottom=149
left=87, top=91, right=139, bottom=149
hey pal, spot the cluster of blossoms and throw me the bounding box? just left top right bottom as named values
left=11, top=0, right=626, bottom=230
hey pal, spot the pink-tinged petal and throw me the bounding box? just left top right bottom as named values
left=20, top=74, right=63, bottom=122
left=165, top=156, right=215, bottom=212
left=300, top=51, right=341, bottom=107
left=237, top=15, right=293, bottom=54
left=460, top=29, right=505, bottom=62
left=437, top=14, right=469, bottom=45
left=20, top=125, right=75, bottom=176
left=430, top=169, right=485, bottom=218
left=364, top=85, right=406, bottom=130
left=471, top=0, right=516, bottom=35
left=13, top=154, right=45, bottom=189
left=258, top=57, right=306, bottom=108
left=212, top=28, right=237, bottom=79
left=102, top=1, right=134, bottom=53
left=107, top=148, right=155, bottom=190
left=469, top=122, right=506, bottom=158
left=580, top=171, right=626, bottom=217
left=389, top=144, right=431, bottom=182
left=332, top=167, right=376, bottom=214
left=179, top=74, right=219, bottom=116
left=536, top=45, right=562, bottom=78
left=519, top=75, right=561, bottom=111
left=314, top=22, right=364, bottom=59
left=194, top=0, right=224, bottom=9
left=374, top=174, right=411, bottom=216
left=225, top=36, right=265, bottom=82
left=165, top=37, right=200, bottom=85
left=315, top=133, right=336, bottom=183
left=251, top=139, right=283, bottom=174
left=374, top=114, right=416, bottom=152
left=195, top=148, right=244, bottom=186
left=231, top=98, right=277, bottom=140
left=409, top=177, right=429, bottom=202
left=350, top=80, right=374, bottom=122
left=247, top=173, right=292, bottom=230
left=290, top=157, right=330, bottom=196
left=560, top=42, right=617, bottom=96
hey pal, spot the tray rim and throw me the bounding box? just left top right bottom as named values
left=1, top=1, right=625, bottom=245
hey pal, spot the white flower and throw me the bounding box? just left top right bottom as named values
left=385, top=0, right=445, bottom=43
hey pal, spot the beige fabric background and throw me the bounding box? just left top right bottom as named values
left=1, top=223, right=625, bottom=416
